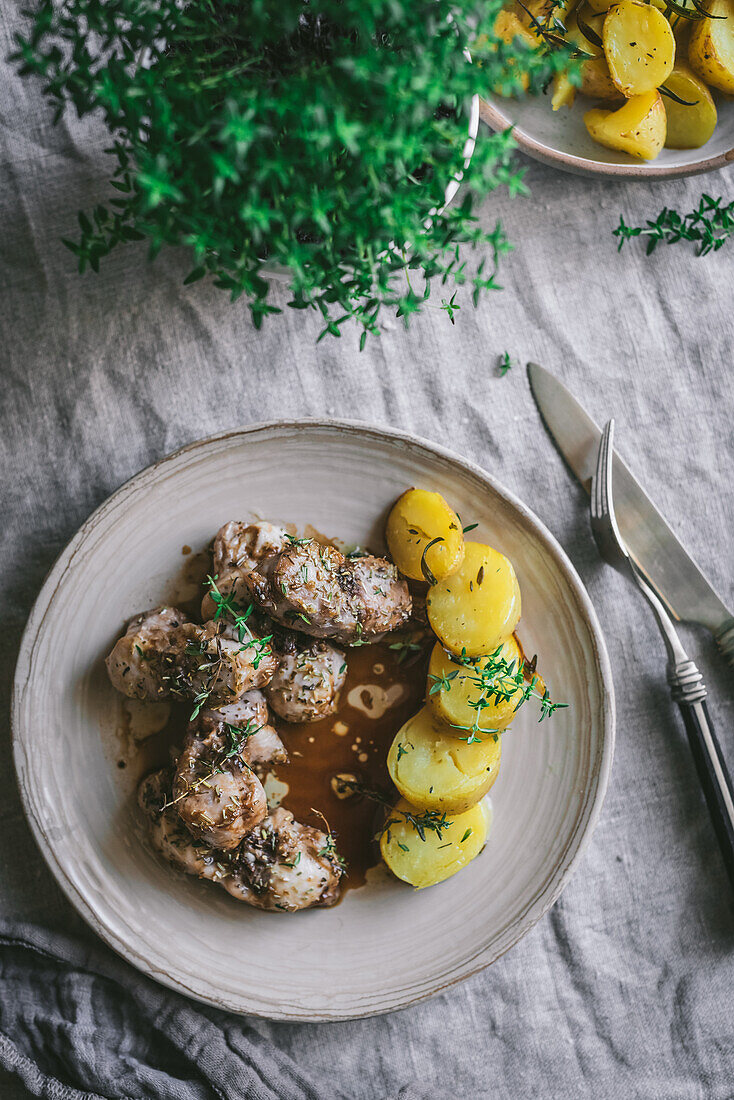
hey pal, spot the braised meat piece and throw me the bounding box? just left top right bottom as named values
left=224, top=807, right=343, bottom=911
left=139, top=773, right=343, bottom=911
left=166, top=621, right=277, bottom=707
left=105, top=606, right=188, bottom=700
left=212, top=520, right=289, bottom=576
left=192, top=692, right=288, bottom=768
left=241, top=539, right=411, bottom=645
left=266, top=639, right=347, bottom=723
left=172, top=720, right=268, bottom=850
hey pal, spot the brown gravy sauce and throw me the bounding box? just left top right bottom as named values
left=275, top=643, right=428, bottom=891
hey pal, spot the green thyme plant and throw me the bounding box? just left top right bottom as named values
left=13, top=0, right=571, bottom=342
left=615, top=195, right=734, bottom=256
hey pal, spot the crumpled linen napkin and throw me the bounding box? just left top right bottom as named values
left=0, top=922, right=326, bottom=1100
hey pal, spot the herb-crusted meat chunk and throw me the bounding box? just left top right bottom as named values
left=172, top=720, right=268, bottom=850
left=265, top=639, right=347, bottom=723
left=241, top=539, right=411, bottom=645
left=105, top=606, right=188, bottom=700
left=224, top=807, right=343, bottom=911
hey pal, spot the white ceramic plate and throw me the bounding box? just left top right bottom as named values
left=480, top=91, right=734, bottom=178
left=13, top=421, right=614, bottom=1020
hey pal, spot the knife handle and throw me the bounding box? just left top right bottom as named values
left=670, top=660, right=734, bottom=889
left=715, top=618, right=734, bottom=668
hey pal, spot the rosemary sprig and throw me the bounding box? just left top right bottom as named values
left=614, top=195, right=734, bottom=256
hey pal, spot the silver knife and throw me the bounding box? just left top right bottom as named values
left=527, top=362, right=734, bottom=665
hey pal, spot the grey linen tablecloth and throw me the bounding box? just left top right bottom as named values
left=2, top=1, right=734, bottom=1095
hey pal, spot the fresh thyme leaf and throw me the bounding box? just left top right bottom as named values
left=498, top=350, right=514, bottom=376
left=440, top=291, right=461, bottom=324
left=614, top=195, right=734, bottom=257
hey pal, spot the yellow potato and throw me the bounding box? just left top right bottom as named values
left=552, top=70, right=577, bottom=109
left=585, top=89, right=666, bottom=158
left=387, top=705, right=502, bottom=815
left=603, top=0, right=676, bottom=96
left=380, top=797, right=490, bottom=889
left=426, top=542, right=521, bottom=658
left=491, top=11, right=538, bottom=93
left=586, top=0, right=612, bottom=12
left=664, top=63, right=717, bottom=147
left=689, top=0, right=734, bottom=94
left=427, top=638, right=524, bottom=733
left=566, top=13, right=623, bottom=100
left=385, top=489, right=464, bottom=583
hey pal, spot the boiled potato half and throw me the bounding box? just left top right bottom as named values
left=689, top=0, right=734, bottom=94
left=664, top=63, right=717, bottom=148
left=490, top=11, right=538, bottom=93
left=426, top=541, right=521, bottom=658
left=385, top=489, right=464, bottom=583
left=387, top=705, right=502, bottom=815
left=585, top=89, right=666, bottom=158
left=603, top=0, right=675, bottom=96
left=552, top=70, right=577, bottom=110
left=380, top=797, right=490, bottom=889
left=428, top=637, right=524, bottom=733
left=565, top=11, right=623, bottom=100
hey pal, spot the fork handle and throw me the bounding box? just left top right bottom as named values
left=670, top=660, right=734, bottom=888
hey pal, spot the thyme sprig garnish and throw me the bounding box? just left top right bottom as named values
left=161, top=720, right=261, bottom=811
left=332, top=777, right=452, bottom=843
left=205, top=575, right=273, bottom=666
left=615, top=195, right=734, bottom=256
left=428, top=644, right=567, bottom=741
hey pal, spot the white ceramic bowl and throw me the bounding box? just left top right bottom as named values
left=13, top=421, right=614, bottom=1020
left=480, top=91, right=734, bottom=178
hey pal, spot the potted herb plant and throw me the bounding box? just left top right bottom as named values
left=13, top=0, right=566, bottom=343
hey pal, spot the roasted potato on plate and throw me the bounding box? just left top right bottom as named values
left=664, top=63, right=717, bottom=147
left=689, top=0, right=734, bottom=94
left=603, top=0, right=675, bottom=96
left=386, top=489, right=464, bottom=583
left=427, top=638, right=524, bottom=733
left=565, top=12, right=623, bottom=100
left=585, top=89, right=666, bottom=158
left=426, top=542, right=521, bottom=658
left=380, top=797, right=491, bottom=889
left=387, top=705, right=502, bottom=815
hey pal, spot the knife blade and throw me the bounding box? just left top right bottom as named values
left=527, top=362, right=734, bottom=656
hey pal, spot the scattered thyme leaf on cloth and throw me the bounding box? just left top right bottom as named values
left=614, top=195, right=734, bottom=256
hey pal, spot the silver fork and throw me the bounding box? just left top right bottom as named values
left=591, top=418, right=734, bottom=888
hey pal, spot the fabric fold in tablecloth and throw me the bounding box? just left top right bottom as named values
left=0, top=922, right=325, bottom=1100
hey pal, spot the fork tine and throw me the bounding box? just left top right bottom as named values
left=599, top=418, right=614, bottom=521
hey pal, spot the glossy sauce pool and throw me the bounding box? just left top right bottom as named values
left=275, top=642, right=428, bottom=890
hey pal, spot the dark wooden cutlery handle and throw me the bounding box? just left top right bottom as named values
left=677, top=697, right=734, bottom=890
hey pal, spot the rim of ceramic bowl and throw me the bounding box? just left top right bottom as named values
left=479, top=96, right=734, bottom=180
left=12, top=418, right=616, bottom=1019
